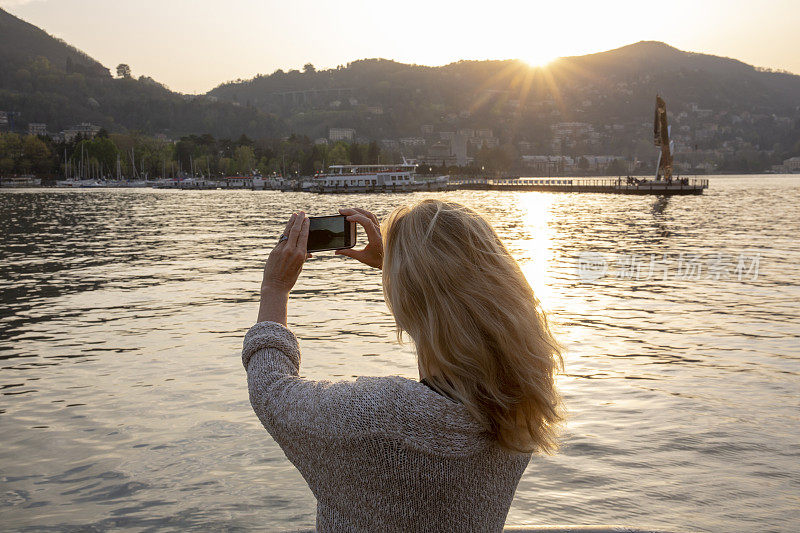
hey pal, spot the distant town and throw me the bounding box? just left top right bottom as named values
left=1, top=110, right=798, bottom=187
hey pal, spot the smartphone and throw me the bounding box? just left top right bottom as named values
left=307, top=215, right=357, bottom=253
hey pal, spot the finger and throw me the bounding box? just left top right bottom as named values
left=352, top=208, right=379, bottom=226
left=346, top=213, right=380, bottom=244
left=297, top=216, right=310, bottom=252
left=339, top=207, right=379, bottom=227
left=276, top=213, right=297, bottom=248
left=282, top=213, right=297, bottom=236
left=335, top=248, right=362, bottom=260
left=288, top=211, right=305, bottom=248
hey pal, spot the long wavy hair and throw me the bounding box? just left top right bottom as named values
left=382, top=199, right=564, bottom=454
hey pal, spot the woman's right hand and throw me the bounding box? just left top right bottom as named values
left=335, top=208, right=383, bottom=269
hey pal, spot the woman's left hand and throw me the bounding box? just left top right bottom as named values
left=261, top=211, right=311, bottom=296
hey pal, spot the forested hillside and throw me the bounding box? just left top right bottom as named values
left=209, top=42, right=800, bottom=163
left=0, top=8, right=281, bottom=138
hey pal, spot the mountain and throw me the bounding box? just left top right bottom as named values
left=547, top=41, right=799, bottom=112
left=0, top=6, right=108, bottom=77
left=208, top=41, right=800, bottom=161
left=1, top=6, right=798, bottom=166
left=0, top=8, right=281, bottom=138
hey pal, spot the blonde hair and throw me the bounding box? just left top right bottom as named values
left=382, top=199, right=564, bottom=454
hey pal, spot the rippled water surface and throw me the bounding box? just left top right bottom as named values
left=1, top=176, right=799, bottom=532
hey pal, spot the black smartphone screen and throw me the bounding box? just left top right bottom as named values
left=307, top=215, right=352, bottom=252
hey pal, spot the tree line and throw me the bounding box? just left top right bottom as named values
left=0, top=131, right=403, bottom=179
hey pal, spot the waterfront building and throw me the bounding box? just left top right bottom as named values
left=425, top=140, right=457, bottom=167
left=424, top=136, right=469, bottom=167
left=451, top=135, right=468, bottom=166
left=782, top=156, right=800, bottom=173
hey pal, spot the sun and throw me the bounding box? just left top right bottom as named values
left=522, top=54, right=556, bottom=68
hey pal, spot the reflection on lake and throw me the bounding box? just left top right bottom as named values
left=1, top=176, right=799, bottom=531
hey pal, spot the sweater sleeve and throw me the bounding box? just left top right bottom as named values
left=242, top=320, right=401, bottom=449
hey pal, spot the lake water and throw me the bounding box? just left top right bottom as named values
left=1, top=176, right=798, bottom=532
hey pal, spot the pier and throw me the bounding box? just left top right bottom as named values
left=450, top=177, right=709, bottom=195
left=14, top=176, right=709, bottom=196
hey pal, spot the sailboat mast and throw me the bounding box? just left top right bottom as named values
left=131, top=148, right=137, bottom=179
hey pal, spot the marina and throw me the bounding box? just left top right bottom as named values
left=4, top=174, right=710, bottom=195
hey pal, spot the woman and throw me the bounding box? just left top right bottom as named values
left=243, top=199, right=564, bottom=532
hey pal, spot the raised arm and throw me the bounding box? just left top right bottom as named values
left=245, top=210, right=396, bottom=486
left=258, top=211, right=310, bottom=325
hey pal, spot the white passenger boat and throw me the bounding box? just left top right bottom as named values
left=253, top=174, right=292, bottom=191
left=177, top=177, right=219, bottom=189
left=2, top=176, right=42, bottom=187
left=309, top=161, right=450, bottom=193
left=220, top=176, right=253, bottom=189
left=152, top=177, right=217, bottom=189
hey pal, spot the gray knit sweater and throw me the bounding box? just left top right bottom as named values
left=242, top=321, right=532, bottom=532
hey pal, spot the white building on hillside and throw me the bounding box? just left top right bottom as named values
left=782, top=156, right=800, bottom=173
left=329, top=128, right=355, bottom=142
left=63, top=123, right=100, bottom=142
left=28, top=123, right=47, bottom=136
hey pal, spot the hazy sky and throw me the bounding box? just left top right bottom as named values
left=3, top=0, right=798, bottom=94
